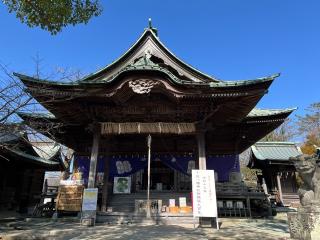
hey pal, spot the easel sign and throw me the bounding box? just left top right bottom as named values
left=81, top=188, right=98, bottom=226
left=192, top=170, right=219, bottom=230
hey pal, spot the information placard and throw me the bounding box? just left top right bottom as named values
left=82, top=188, right=98, bottom=211
left=192, top=170, right=218, bottom=218
left=113, top=177, right=131, bottom=194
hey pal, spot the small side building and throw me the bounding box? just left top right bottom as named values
left=0, top=132, right=61, bottom=213
left=248, top=142, right=302, bottom=206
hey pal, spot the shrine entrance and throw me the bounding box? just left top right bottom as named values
left=140, top=160, right=174, bottom=191
left=132, top=158, right=193, bottom=192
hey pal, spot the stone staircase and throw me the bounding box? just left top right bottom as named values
left=97, top=191, right=196, bottom=224
left=96, top=211, right=198, bottom=225
left=107, top=191, right=191, bottom=212
left=283, top=193, right=300, bottom=207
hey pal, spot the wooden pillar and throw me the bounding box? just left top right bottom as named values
left=101, top=136, right=110, bottom=212
left=88, top=125, right=101, bottom=189
left=197, top=132, right=207, bottom=170
left=101, top=158, right=109, bottom=212
left=276, top=173, right=283, bottom=204
left=174, top=170, right=178, bottom=191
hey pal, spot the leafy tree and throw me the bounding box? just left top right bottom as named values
left=296, top=102, right=320, bottom=154
left=2, top=0, right=102, bottom=34
left=261, top=119, right=296, bottom=142
left=0, top=55, right=83, bottom=151
left=300, top=133, right=320, bottom=155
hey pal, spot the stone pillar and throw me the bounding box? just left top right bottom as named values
left=276, top=173, right=283, bottom=204
left=88, top=125, right=100, bottom=189
left=197, top=132, right=206, bottom=170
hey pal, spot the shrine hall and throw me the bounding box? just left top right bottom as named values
left=15, top=21, right=295, bottom=218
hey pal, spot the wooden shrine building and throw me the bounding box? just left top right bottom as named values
left=15, top=22, right=296, bottom=216
left=0, top=131, right=61, bottom=212
left=248, top=142, right=302, bottom=206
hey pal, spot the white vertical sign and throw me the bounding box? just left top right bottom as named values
left=192, top=170, right=218, bottom=218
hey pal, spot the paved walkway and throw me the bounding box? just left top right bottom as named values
left=0, top=214, right=291, bottom=240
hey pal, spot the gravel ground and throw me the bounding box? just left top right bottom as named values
left=0, top=213, right=291, bottom=240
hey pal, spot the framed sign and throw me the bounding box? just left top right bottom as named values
left=192, top=170, right=218, bottom=218
left=179, top=197, right=187, bottom=207
left=113, top=177, right=131, bottom=194
left=169, top=199, right=175, bottom=207
left=82, top=188, right=98, bottom=211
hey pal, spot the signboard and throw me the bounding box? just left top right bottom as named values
left=113, top=177, right=131, bottom=194
left=179, top=197, right=187, bottom=207
left=192, top=170, right=218, bottom=218
left=82, top=188, right=98, bottom=211
left=169, top=199, right=176, bottom=207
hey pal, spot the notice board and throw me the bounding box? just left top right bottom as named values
left=192, top=170, right=218, bottom=218
left=81, top=188, right=98, bottom=211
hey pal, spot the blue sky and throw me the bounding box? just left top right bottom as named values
left=0, top=0, right=319, bottom=117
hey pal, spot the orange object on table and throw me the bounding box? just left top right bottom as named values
left=169, top=206, right=179, bottom=213
left=179, top=206, right=192, bottom=213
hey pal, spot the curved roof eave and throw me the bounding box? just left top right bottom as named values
left=4, top=146, right=60, bottom=166
left=246, top=107, right=297, bottom=118
left=17, top=111, right=56, bottom=120
left=18, top=107, right=297, bottom=123
left=13, top=72, right=79, bottom=86
left=14, top=70, right=280, bottom=90
left=208, top=73, right=279, bottom=88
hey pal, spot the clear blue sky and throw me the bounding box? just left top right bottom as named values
left=0, top=0, right=319, bottom=117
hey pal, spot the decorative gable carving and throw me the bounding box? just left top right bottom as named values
left=128, top=79, right=159, bottom=94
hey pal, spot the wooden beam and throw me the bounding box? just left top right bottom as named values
left=88, top=125, right=100, bottom=188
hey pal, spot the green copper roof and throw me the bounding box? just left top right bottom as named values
left=17, top=111, right=56, bottom=119
left=1, top=130, right=60, bottom=166
left=13, top=23, right=281, bottom=88
left=251, top=142, right=302, bottom=161
left=79, top=27, right=217, bottom=83
left=5, top=147, right=60, bottom=166
left=14, top=71, right=278, bottom=89
left=247, top=108, right=297, bottom=118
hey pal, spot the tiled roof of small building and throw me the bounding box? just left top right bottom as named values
left=251, top=142, right=302, bottom=161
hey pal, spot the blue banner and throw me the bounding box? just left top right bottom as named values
left=206, top=155, right=240, bottom=182
left=74, top=154, right=239, bottom=185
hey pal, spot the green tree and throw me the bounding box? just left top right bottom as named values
left=2, top=0, right=102, bottom=34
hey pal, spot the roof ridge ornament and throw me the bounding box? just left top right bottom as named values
left=146, top=18, right=158, bottom=36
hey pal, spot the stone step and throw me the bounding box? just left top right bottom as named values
left=107, top=192, right=192, bottom=210
left=96, top=212, right=198, bottom=225
left=282, top=193, right=300, bottom=207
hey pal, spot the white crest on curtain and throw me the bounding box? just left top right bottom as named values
left=116, top=161, right=132, bottom=174
left=187, top=160, right=195, bottom=174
